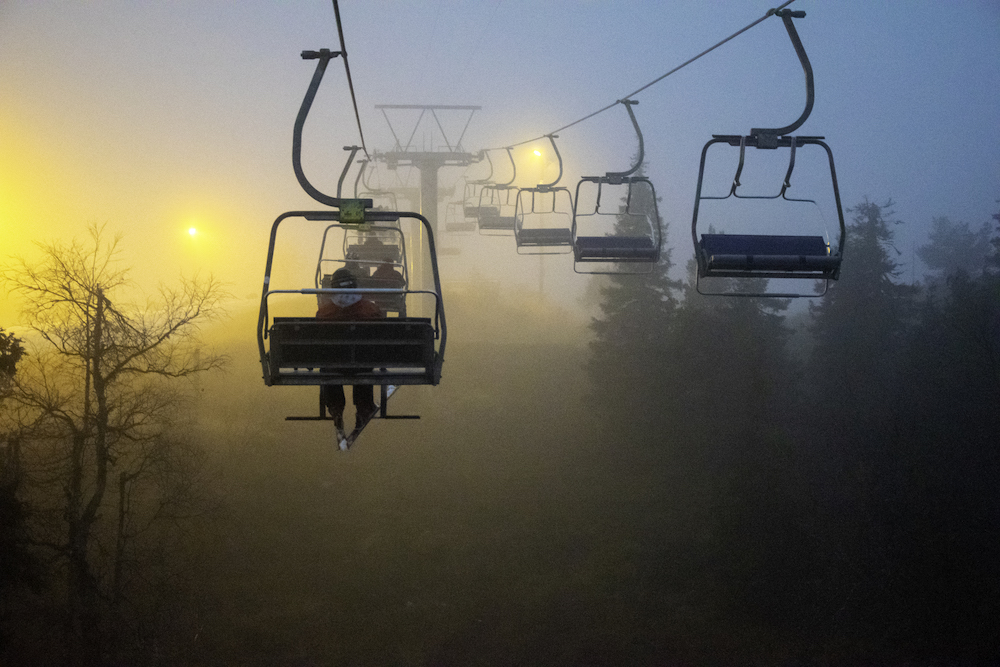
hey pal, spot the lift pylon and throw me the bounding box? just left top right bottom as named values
left=374, top=104, right=482, bottom=235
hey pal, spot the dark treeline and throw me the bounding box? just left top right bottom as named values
left=1, top=200, right=999, bottom=665
left=589, top=198, right=1000, bottom=662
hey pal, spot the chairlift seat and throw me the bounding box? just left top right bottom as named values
left=267, top=317, right=438, bottom=385
left=446, top=221, right=477, bottom=233
left=699, top=233, right=839, bottom=275
left=465, top=205, right=496, bottom=220
left=574, top=235, right=657, bottom=262
left=346, top=242, right=402, bottom=263
left=516, top=227, right=572, bottom=247
left=479, top=214, right=515, bottom=231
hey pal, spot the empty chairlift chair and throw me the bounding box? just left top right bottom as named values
left=478, top=147, right=518, bottom=235
left=457, top=150, right=495, bottom=231
left=572, top=100, right=662, bottom=274
left=354, top=158, right=400, bottom=213
left=445, top=197, right=476, bottom=235
left=514, top=134, right=574, bottom=254
left=691, top=9, right=845, bottom=297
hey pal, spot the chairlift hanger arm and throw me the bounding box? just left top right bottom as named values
left=750, top=10, right=813, bottom=145
left=500, top=147, right=517, bottom=186
left=294, top=49, right=370, bottom=208
left=353, top=158, right=367, bottom=197
left=606, top=100, right=644, bottom=180
left=471, top=150, right=494, bottom=184
left=294, top=50, right=341, bottom=205
left=537, top=135, right=564, bottom=189
left=337, top=146, right=361, bottom=200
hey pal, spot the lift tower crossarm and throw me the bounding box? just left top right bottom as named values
left=373, top=104, right=482, bottom=233
left=375, top=104, right=482, bottom=153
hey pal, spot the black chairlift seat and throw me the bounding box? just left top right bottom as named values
left=571, top=174, right=662, bottom=272
left=266, top=317, right=439, bottom=386
left=574, top=234, right=658, bottom=262
left=346, top=238, right=403, bottom=263
left=462, top=151, right=495, bottom=222
left=464, top=205, right=488, bottom=220
left=478, top=211, right=516, bottom=231
left=698, top=233, right=839, bottom=277
left=443, top=202, right=476, bottom=234
left=518, top=227, right=573, bottom=247
left=691, top=133, right=845, bottom=287
left=471, top=205, right=498, bottom=222
left=446, top=220, right=478, bottom=233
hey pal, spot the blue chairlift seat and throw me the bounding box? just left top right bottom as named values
left=689, top=10, right=846, bottom=295
left=570, top=101, right=661, bottom=273
left=574, top=234, right=658, bottom=262
left=698, top=233, right=839, bottom=276
left=514, top=185, right=574, bottom=253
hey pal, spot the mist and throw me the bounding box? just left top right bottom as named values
left=3, top=1, right=1000, bottom=664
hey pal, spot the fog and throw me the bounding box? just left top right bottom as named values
left=2, top=1, right=1000, bottom=664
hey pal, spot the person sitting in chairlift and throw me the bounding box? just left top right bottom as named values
left=372, top=258, right=404, bottom=288
left=316, top=267, right=381, bottom=431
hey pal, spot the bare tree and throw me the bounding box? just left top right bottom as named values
left=1, top=224, right=226, bottom=664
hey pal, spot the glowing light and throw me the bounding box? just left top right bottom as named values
left=188, top=227, right=197, bottom=237
left=533, top=150, right=542, bottom=157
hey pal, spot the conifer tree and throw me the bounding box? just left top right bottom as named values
left=586, top=164, right=680, bottom=436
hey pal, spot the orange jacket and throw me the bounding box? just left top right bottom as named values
left=316, top=297, right=382, bottom=321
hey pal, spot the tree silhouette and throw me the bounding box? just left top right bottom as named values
left=808, top=199, right=915, bottom=448
left=917, top=215, right=994, bottom=284
left=0, top=328, right=44, bottom=657
left=1, top=225, right=226, bottom=665
left=586, top=164, right=680, bottom=435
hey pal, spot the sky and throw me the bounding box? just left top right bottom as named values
left=2, top=0, right=999, bottom=322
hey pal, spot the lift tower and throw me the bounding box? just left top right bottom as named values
left=375, top=105, right=481, bottom=235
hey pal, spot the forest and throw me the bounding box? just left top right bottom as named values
left=1, top=197, right=999, bottom=665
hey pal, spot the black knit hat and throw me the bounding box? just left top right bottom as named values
left=330, top=267, right=358, bottom=289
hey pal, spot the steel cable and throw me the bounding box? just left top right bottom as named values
left=488, top=0, right=798, bottom=150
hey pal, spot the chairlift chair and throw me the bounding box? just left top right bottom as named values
left=260, top=211, right=445, bottom=391
left=320, top=224, right=409, bottom=317
left=461, top=150, right=495, bottom=224
left=355, top=157, right=400, bottom=212
left=478, top=148, right=518, bottom=235
left=571, top=100, right=662, bottom=274
left=259, top=47, right=447, bottom=438
left=444, top=198, right=477, bottom=234
left=513, top=135, right=575, bottom=254
left=691, top=10, right=845, bottom=297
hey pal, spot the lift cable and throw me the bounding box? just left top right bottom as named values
left=332, top=0, right=369, bottom=158
left=487, top=0, right=798, bottom=151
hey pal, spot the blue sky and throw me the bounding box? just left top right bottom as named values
left=2, top=1, right=998, bottom=307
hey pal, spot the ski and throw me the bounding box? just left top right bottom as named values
left=333, top=415, right=348, bottom=450
left=340, top=385, right=397, bottom=450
